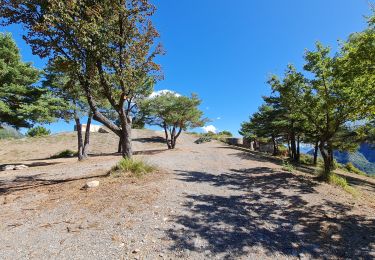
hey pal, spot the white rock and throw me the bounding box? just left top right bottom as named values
left=1, top=165, right=16, bottom=171
left=83, top=180, right=100, bottom=189
left=14, top=165, right=28, bottom=170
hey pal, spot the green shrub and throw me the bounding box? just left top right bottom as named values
left=277, top=145, right=289, bottom=156
left=51, top=149, right=77, bottom=159
left=27, top=126, right=51, bottom=137
left=345, top=162, right=367, bottom=176
left=282, top=160, right=294, bottom=172
left=327, top=173, right=358, bottom=196
left=218, top=131, right=232, bottom=137
left=195, top=136, right=212, bottom=144
left=300, top=154, right=314, bottom=165
left=110, top=158, right=156, bottom=178
left=332, top=159, right=340, bottom=170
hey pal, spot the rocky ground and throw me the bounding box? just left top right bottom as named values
left=0, top=129, right=374, bottom=259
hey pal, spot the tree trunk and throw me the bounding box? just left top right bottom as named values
left=296, top=135, right=300, bottom=163
left=163, top=124, right=172, bottom=149
left=118, top=137, right=122, bottom=153
left=171, top=127, right=182, bottom=149
left=75, top=117, right=84, bottom=161
left=287, top=135, right=291, bottom=158
left=120, top=116, right=132, bottom=158
left=290, top=131, right=297, bottom=161
left=319, top=141, right=332, bottom=180
left=82, top=113, right=92, bottom=159
left=328, top=141, right=335, bottom=170
left=272, top=135, right=278, bottom=156
left=313, top=140, right=319, bottom=165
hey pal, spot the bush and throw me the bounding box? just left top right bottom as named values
left=27, top=126, right=51, bottom=137
left=345, top=162, right=367, bottom=176
left=195, top=136, right=212, bottom=144
left=300, top=154, right=314, bottom=165
left=218, top=131, right=232, bottom=137
left=50, top=149, right=77, bottom=159
left=110, top=158, right=155, bottom=178
left=327, top=173, right=358, bottom=196
left=277, top=145, right=289, bottom=156
left=282, top=160, right=294, bottom=172
left=328, top=173, right=348, bottom=187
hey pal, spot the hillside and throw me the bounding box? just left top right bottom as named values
left=1, top=130, right=375, bottom=259
left=334, top=143, right=375, bottom=175
left=307, top=143, right=375, bottom=175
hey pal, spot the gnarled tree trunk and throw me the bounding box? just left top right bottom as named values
left=119, top=114, right=132, bottom=158
left=271, top=134, right=279, bottom=156
left=82, top=113, right=92, bottom=159
left=75, top=117, right=84, bottom=161
left=75, top=113, right=92, bottom=161
left=296, top=135, right=301, bottom=163
left=313, top=140, right=319, bottom=165
left=319, top=141, right=333, bottom=180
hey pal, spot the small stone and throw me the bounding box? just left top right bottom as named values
left=163, top=217, right=168, bottom=222
left=14, top=165, right=28, bottom=170
left=1, top=165, right=16, bottom=171
left=132, top=249, right=140, bottom=254
left=83, top=180, right=100, bottom=189
left=291, top=242, right=299, bottom=249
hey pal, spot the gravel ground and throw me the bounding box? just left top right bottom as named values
left=0, top=130, right=375, bottom=259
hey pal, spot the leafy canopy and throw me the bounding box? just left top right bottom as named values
left=0, top=33, right=62, bottom=129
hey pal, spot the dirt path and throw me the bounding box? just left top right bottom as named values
left=0, top=131, right=375, bottom=259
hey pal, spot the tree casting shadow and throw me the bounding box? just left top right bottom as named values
left=167, top=167, right=375, bottom=259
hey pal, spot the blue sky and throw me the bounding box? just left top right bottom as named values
left=1, top=0, right=373, bottom=136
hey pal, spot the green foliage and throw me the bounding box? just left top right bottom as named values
left=0, top=33, right=62, bottom=129
left=0, top=0, right=162, bottom=158
left=50, top=149, right=77, bottom=159
left=141, top=92, right=207, bottom=148
left=218, top=131, right=233, bottom=137
left=282, top=160, right=294, bottom=172
left=240, top=11, right=375, bottom=178
left=299, top=154, right=314, bottom=165
left=26, top=126, right=51, bottom=137
left=345, top=162, right=367, bottom=176
left=110, top=158, right=155, bottom=178
left=277, top=145, right=288, bottom=156
left=195, top=136, right=212, bottom=144
left=327, top=173, right=358, bottom=196
left=328, top=173, right=348, bottom=188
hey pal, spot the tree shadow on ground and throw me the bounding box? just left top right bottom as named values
left=218, top=146, right=284, bottom=165
left=0, top=173, right=108, bottom=196
left=338, top=173, right=375, bottom=193
left=133, top=136, right=166, bottom=144
left=223, top=145, right=375, bottom=193
left=167, top=168, right=375, bottom=259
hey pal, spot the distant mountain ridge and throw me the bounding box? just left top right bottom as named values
left=307, top=143, right=375, bottom=175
